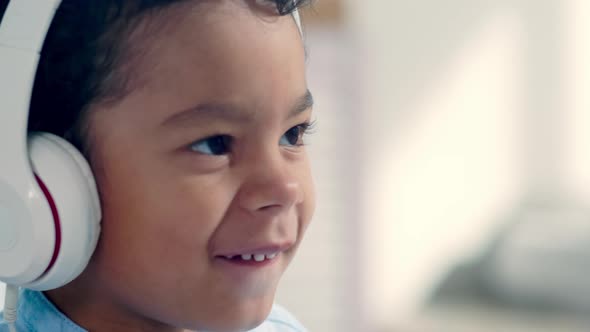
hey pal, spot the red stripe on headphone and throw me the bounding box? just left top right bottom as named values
left=34, top=174, right=62, bottom=275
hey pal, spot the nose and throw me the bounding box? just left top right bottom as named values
left=237, top=155, right=302, bottom=215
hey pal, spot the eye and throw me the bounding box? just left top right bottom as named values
left=190, top=135, right=232, bottom=155
left=279, top=122, right=314, bottom=147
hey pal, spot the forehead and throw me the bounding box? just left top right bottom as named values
left=132, top=1, right=305, bottom=96
left=89, top=0, right=307, bottom=136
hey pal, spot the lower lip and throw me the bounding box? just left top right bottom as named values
left=221, top=257, right=277, bottom=267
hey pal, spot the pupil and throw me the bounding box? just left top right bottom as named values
left=286, top=127, right=300, bottom=145
left=209, top=136, right=228, bottom=154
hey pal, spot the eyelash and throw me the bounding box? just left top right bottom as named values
left=189, top=120, right=316, bottom=156
left=281, top=121, right=316, bottom=147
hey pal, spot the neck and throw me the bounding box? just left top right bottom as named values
left=43, top=264, right=194, bottom=332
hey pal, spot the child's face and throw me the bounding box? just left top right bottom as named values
left=76, top=2, right=313, bottom=331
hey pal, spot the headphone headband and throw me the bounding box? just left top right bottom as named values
left=0, top=1, right=62, bottom=286
left=0, top=0, right=62, bottom=203
left=0, top=0, right=61, bottom=52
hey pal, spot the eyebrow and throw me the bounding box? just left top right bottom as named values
left=161, top=90, right=314, bottom=128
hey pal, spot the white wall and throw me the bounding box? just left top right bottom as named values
left=358, top=8, right=525, bottom=326
left=565, top=0, right=590, bottom=198
left=342, top=0, right=590, bottom=330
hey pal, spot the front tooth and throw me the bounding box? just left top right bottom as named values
left=265, top=253, right=277, bottom=259
left=254, top=254, right=265, bottom=262
left=241, top=254, right=252, bottom=261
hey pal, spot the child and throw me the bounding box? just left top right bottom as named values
left=0, top=0, right=315, bottom=331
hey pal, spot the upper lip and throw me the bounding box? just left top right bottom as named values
left=214, top=242, right=293, bottom=257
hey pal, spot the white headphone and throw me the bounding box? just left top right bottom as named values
left=0, top=0, right=101, bottom=291
left=0, top=1, right=303, bottom=292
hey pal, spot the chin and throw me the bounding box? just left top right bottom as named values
left=186, top=297, right=274, bottom=332
left=230, top=301, right=274, bottom=331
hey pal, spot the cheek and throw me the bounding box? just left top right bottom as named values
left=298, top=158, right=316, bottom=232
left=91, top=155, right=234, bottom=278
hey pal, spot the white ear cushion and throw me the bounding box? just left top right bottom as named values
left=37, top=133, right=101, bottom=221
left=24, top=132, right=101, bottom=291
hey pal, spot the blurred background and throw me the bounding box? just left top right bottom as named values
left=274, top=0, right=590, bottom=331
left=3, top=0, right=590, bottom=331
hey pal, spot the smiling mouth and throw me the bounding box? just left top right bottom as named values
left=223, top=253, right=278, bottom=262
left=215, top=251, right=282, bottom=268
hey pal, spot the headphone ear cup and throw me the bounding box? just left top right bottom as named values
left=24, top=132, right=101, bottom=291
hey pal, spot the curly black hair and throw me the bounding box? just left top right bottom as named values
left=2, top=0, right=309, bottom=152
